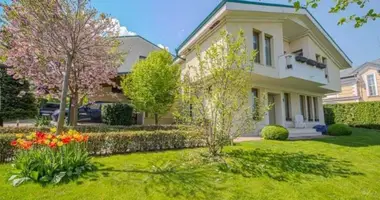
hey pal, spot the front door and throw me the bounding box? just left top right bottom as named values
left=268, top=94, right=276, bottom=125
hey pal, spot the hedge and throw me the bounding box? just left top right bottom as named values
left=0, top=129, right=205, bottom=163
left=102, top=103, right=134, bottom=126
left=0, top=125, right=193, bottom=134
left=324, top=102, right=380, bottom=129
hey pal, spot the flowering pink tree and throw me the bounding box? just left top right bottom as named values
left=0, top=0, right=124, bottom=132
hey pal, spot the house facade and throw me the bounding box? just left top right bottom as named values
left=174, top=0, right=352, bottom=136
left=91, top=35, right=175, bottom=125
left=324, top=59, right=380, bottom=104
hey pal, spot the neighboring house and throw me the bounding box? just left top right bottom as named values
left=91, top=35, right=174, bottom=125
left=324, top=59, right=380, bottom=104
left=174, top=0, right=352, bottom=136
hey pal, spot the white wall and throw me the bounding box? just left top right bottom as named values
left=117, top=36, right=160, bottom=73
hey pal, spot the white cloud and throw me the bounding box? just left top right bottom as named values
left=111, top=18, right=137, bottom=36
left=158, top=44, right=169, bottom=51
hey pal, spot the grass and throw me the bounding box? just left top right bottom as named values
left=1, top=128, right=380, bottom=200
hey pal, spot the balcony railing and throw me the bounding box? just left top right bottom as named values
left=278, top=54, right=328, bottom=85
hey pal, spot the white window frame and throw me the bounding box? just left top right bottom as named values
left=366, top=73, right=378, bottom=96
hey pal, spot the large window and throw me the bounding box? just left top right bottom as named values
left=316, top=54, right=321, bottom=62
left=307, top=96, right=313, bottom=121
left=366, top=73, right=378, bottom=96
left=322, top=57, right=329, bottom=80
left=300, top=95, right=306, bottom=119
left=252, top=88, right=259, bottom=120
left=253, top=31, right=260, bottom=63
left=265, top=35, right=272, bottom=66
left=313, top=97, right=319, bottom=121
left=284, top=93, right=291, bottom=121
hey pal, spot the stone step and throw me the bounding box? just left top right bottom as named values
left=288, top=128, right=322, bottom=138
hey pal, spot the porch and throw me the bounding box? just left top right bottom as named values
left=250, top=84, right=326, bottom=137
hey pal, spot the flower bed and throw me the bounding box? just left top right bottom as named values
left=8, top=129, right=93, bottom=186
left=0, top=129, right=205, bottom=163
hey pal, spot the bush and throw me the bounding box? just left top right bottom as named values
left=9, top=130, right=93, bottom=186
left=0, top=129, right=205, bottom=163
left=0, top=125, right=193, bottom=134
left=34, top=115, right=51, bottom=127
left=261, top=125, right=289, bottom=141
left=0, top=69, right=37, bottom=120
left=324, top=102, right=380, bottom=129
left=101, top=103, right=134, bottom=126
left=327, top=124, right=352, bottom=136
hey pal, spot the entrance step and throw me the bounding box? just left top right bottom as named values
left=288, top=128, right=322, bottom=138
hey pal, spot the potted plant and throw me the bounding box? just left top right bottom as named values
left=306, top=59, right=317, bottom=66
left=295, top=55, right=308, bottom=63
left=316, top=62, right=327, bottom=69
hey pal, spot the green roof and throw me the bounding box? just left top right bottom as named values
left=175, top=0, right=352, bottom=64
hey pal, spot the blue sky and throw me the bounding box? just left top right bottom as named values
left=1, top=0, right=378, bottom=66
left=90, top=0, right=380, bottom=67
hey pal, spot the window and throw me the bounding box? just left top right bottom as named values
left=265, top=35, right=272, bottom=66
left=252, top=88, right=259, bottom=120
left=307, top=96, right=313, bottom=121
left=316, top=54, right=321, bottom=62
left=300, top=95, right=306, bottom=119
left=366, top=73, right=378, bottom=96
left=284, top=93, right=292, bottom=121
left=253, top=31, right=260, bottom=63
left=322, top=57, right=329, bottom=80
left=313, top=97, right=319, bottom=121
left=139, top=56, right=146, bottom=60
left=252, top=88, right=258, bottom=110
left=88, top=103, right=101, bottom=110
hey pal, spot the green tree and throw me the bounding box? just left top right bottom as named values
left=0, top=68, right=37, bottom=125
left=290, top=0, right=379, bottom=27
left=121, top=50, right=180, bottom=125
left=177, top=30, right=268, bottom=157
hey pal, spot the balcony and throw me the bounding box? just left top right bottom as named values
left=278, top=54, right=328, bottom=85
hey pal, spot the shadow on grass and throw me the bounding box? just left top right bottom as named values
left=219, top=149, right=363, bottom=181
left=97, top=158, right=226, bottom=200
left=313, top=129, right=380, bottom=147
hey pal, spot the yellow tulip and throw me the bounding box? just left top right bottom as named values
left=50, top=127, right=57, bottom=133
left=57, top=141, right=64, bottom=147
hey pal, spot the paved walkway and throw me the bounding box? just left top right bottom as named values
left=234, top=137, right=262, bottom=142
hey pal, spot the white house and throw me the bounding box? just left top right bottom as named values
left=91, top=35, right=161, bottom=102
left=174, top=0, right=352, bottom=137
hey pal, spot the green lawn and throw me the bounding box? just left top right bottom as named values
left=1, top=128, right=380, bottom=200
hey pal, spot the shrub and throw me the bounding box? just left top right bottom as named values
left=0, top=124, right=193, bottom=134
left=0, top=68, right=37, bottom=120
left=101, top=103, right=134, bottom=126
left=324, top=102, right=380, bottom=129
left=0, top=128, right=205, bottom=163
left=327, top=124, right=352, bottom=136
left=261, top=125, right=289, bottom=141
left=9, top=129, right=93, bottom=186
left=34, top=115, right=51, bottom=127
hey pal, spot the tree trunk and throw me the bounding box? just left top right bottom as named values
left=56, top=55, right=73, bottom=134
left=69, top=93, right=79, bottom=127
left=154, top=113, right=158, bottom=125
left=70, top=92, right=79, bottom=126
left=0, top=117, right=3, bottom=127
